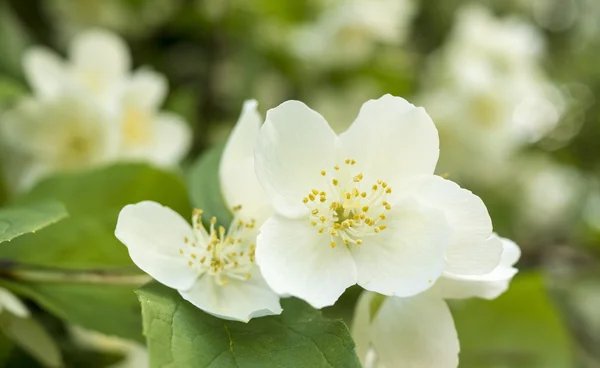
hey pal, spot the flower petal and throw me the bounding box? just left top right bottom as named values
left=22, top=47, right=65, bottom=98
left=256, top=214, right=357, bottom=308
left=148, top=112, right=192, bottom=166
left=115, top=201, right=197, bottom=291
left=255, top=100, right=338, bottom=219
left=0, top=287, right=29, bottom=318
left=350, top=198, right=451, bottom=297
left=410, top=175, right=501, bottom=275
left=123, top=68, right=167, bottom=110
left=220, top=100, right=272, bottom=223
left=179, top=268, right=282, bottom=322
left=435, top=236, right=521, bottom=300
left=338, top=94, right=439, bottom=188
left=69, top=29, right=130, bottom=93
left=370, top=293, right=459, bottom=368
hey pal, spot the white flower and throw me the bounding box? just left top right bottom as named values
left=289, top=0, right=416, bottom=67
left=0, top=93, right=118, bottom=190
left=115, top=101, right=281, bottom=322
left=21, top=29, right=190, bottom=166
left=70, top=326, right=148, bottom=368
left=0, top=287, right=29, bottom=318
left=254, top=94, right=503, bottom=309
left=352, top=236, right=520, bottom=368
left=418, top=4, right=564, bottom=183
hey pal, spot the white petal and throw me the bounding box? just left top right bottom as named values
left=435, top=236, right=521, bottom=300
left=256, top=215, right=357, bottom=308
left=350, top=198, right=451, bottom=297
left=148, top=113, right=191, bottom=166
left=123, top=68, right=167, bottom=109
left=22, top=47, right=65, bottom=98
left=179, top=269, right=282, bottom=322
left=0, top=288, right=29, bottom=318
left=351, top=291, right=378, bottom=366
left=220, top=100, right=272, bottom=223
left=69, top=29, right=130, bottom=92
left=255, top=101, right=338, bottom=219
left=339, top=94, right=439, bottom=188
left=115, top=201, right=197, bottom=291
left=410, top=175, right=501, bottom=275
left=370, top=294, right=459, bottom=368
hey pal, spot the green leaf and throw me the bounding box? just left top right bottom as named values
left=0, top=164, right=191, bottom=341
left=0, top=314, right=63, bottom=368
left=1, top=279, right=144, bottom=343
left=450, top=272, right=575, bottom=368
left=187, top=144, right=233, bottom=226
left=137, top=282, right=362, bottom=368
left=0, top=200, right=67, bottom=244
left=2, top=163, right=191, bottom=267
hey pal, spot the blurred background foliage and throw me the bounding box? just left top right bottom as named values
left=0, top=0, right=598, bottom=367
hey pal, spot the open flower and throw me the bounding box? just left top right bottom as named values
left=115, top=101, right=280, bottom=322
left=352, top=236, right=520, bottom=368
left=20, top=29, right=190, bottom=168
left=254, top=94, right=502, bottom=308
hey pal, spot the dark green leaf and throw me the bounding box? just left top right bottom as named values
left=0, top=200, right=67, bottom=244
left=137, top=282, right=361, bottom=368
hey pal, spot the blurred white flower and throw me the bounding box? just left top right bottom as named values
left=0, top=94, right=118, bottom=190
left=352, top=236, right=520, bottom=368
left=0, top=287, right=29, bottom=318
left=70, top=326, right=148, bottom=368
left=254, top=95, right=502, bottom=309
left=418, top=4, right=565, bottom=183
left=115, top=101, right=281, bottom=322
left=518, top=157, right=585, bottom=228
left=1, top=29, right=190, bottom=191
left=289, top=0, right=416, bottom=67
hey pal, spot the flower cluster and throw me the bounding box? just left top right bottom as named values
left=116, top=94, right=521, bottom=365
left=0, top=30, right=190, bottom=191
left=418, top=4, right=564, bottom=183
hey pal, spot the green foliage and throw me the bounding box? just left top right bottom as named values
left=2, top=163, right=190, bottom=267
left=0, top=314, right=62, bottom=368
left=137, top=282, right=362, bottom=368
left=451, top=272, right=574, bottom=368
left=0, top=200, right=67, bottom=244
left=0, top=164, right=191, bottom=342
left=187, top=145, right=233, bottom=226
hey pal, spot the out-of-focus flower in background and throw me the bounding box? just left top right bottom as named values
left=0, top=29, right=190, bottom=192
left=288, top=0, right=416, bottom=68
left=418, top=4, right=565, bottom=184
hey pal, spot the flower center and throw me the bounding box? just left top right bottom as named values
left=122, top=107, right=152, bottom=145
left=179, top=207, right=256, bottom=286
left=303, top=158, right=392, bottom=248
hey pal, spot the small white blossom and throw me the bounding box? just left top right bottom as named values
left=1, top=94, right=118, bottom=190
left=352, top=236, right=520, bottom=368
left=289, top=0, right=416, bottom=67
left=418, top=4, right=564, bottom=183
left=254, top=95, right=503, bottom=309
left=115, top=102, right=281, bottom=322
left=1, top=29, right=191, bottom=191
